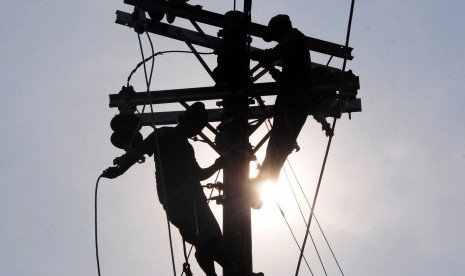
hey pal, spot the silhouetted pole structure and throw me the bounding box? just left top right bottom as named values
left=110, top=2, right=361, bottom=275
left=218, top=2, right=253, bottom=275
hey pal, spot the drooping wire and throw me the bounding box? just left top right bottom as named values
left=95, top=175, right=103, bottom=276
left=135, top=31, right=224, bottom=276
left=146, top=32, right=156, bottom=88
left=137, top=32, right=151, bottom=94
left=254, top=80, right=343, bottom=274
left=276, top=203, right=314, bottom=275
left=137, top=31, right=178, bottom=276
left=94, top=32, right=157, bottom=273
left=252, top=33, right=345, bottom=276
left=295, top=1, right=356, bottom=275
left=295, top=119, right=336, bottom=276
left=286, top=160, right=345, bottom=276
left=126, top=50, right=214, bottom=87
left=262, top=120, right=325, bottom=274
left=282, top=167, right=328, bottom=276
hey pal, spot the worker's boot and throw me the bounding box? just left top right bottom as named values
left=166, top=0, right=189, bottom=23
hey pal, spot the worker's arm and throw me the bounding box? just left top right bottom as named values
left=249, top=30, right=298, bottom=62
left=313, top=115, right=334, bottom=137
left=197, top=157, right=224, bottom=181
left=102, top=131, right=157, bottom=179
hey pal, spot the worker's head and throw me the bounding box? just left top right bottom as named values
left=263, top=14, right=292, bottom=42
left=178, top=102, right=209, bottom=137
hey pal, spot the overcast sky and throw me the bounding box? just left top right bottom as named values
left=1, top=0, right=464, bottom=275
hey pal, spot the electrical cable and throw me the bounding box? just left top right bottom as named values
left=263, top=116, right=339, bottom=275
left=137, top=32, right=224, bottom=276
left=126, top=50, right=214, bottom=87
left=95, top=175, right=103, bottom=276
left=146, top=32, right=156, bottom=88
left=295, top=1, right=356, bottom=275
left=282, top=167, right=328, bottom=276
left=255, top=61, right=342, bottom=275
left=286, top=159, right=345, bottom=276
left=137, top=31, right=178, bottom=276
left=295, top=118, right=336, bottom=276
left=96, top=30, right=158, bottom=273
left=261, top=120, right=325, bottom=274
left=276, top=203, right=314, bottom=276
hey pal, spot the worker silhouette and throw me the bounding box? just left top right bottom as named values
left=102, top=102, right=234, bottom=276
left=250, top=14, right=332, bottom=184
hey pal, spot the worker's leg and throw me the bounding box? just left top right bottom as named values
left=194, top=199, right=234, bottom=270
left=259, top=97, right=309, bottom=182
left=168, top=194, right=219, bottom=275
left=194, top=247, right=217, bottom=276
left=169, top=192, right=234, bottom=274
left=259, top=112, right=294, bottom=181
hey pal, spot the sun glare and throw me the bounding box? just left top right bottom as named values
left=259, top=177, right=300, bottom=208
left=259, top=180, right=279, bottom=205
left=251, top=178, right=297, bottom=235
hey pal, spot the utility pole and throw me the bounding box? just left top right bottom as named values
left=109, top=1, right=361, bottom=275
left=217, top=1, right=253, bottom=275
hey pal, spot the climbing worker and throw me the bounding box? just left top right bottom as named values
left=102, top=102, right=235, bottom=276
left=250, top=14, right=332, bottom=184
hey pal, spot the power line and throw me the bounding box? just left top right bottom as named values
left=94, top=176, right=103, bottom=276
left=295, top=118, right=337, bottom=276
left=286, top=160, right=345, bottom=276
left=137, top=31, right=178, bottom=276
left=295, top=1, right=356, bottom=275
left=276, top=203, right=314, bottom=276
left=126, top=50, right=214, bottom=87
left=282, top=167, right=328, bottom=276
left=261, top=114, right=335, bottom=275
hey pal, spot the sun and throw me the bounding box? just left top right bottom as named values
left=259, top=180, right=279, bottom=205
left=254, top=178, right=296, bottom=210
left=250, top=178, right=297, bottom=234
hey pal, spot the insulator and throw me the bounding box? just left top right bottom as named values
left=109, top=110, right=143, bottom=151
left=110, top=113, right=141, bottom=132
left=111, top=130, right=143, bottom=150
left=148, top=11, right=165, bottom=22
left=165, top=0, right=189, bottom=24
left=117, top=86, right=137, bottom=112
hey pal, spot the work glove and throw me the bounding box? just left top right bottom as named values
left=113, top=156, right=123, bottom=166
left=313, top=115, right=334, bottom=137
left=321, top=120, right=333, bottom=137
left=101, top=166, right=123, bottom=179
left=268, top=66, right=281, bottom=81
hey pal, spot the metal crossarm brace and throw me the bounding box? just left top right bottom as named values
left=177, top=29, right=217, bottom=82
left=195, top=131, right=219, bottom=153
left=116, top=10, right=259, bottom=51
left=251, top=68, right=270, bottom=83
left=248, top=113, right=272, bottom=136
left=110, top=83, right=276, bottom=107
left=116, top=10, right=219, bottom=49
left=252, top=129, right=272, bottom=155
left=135, top=98, right=361, bottom=126
left=122, top=0, right=353, bottom=59
left=115, top=10, right=356, bottom=79
left=109, top=79, right=360, bottom=107
left=136, top=106, right=271, bottom=125
left=189, top=19, right=212, bottom=45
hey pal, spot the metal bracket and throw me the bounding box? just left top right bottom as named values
left=177, top=29, right=217, bottom=82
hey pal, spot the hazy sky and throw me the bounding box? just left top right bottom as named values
left=1, top=1, right=464, bottom=275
